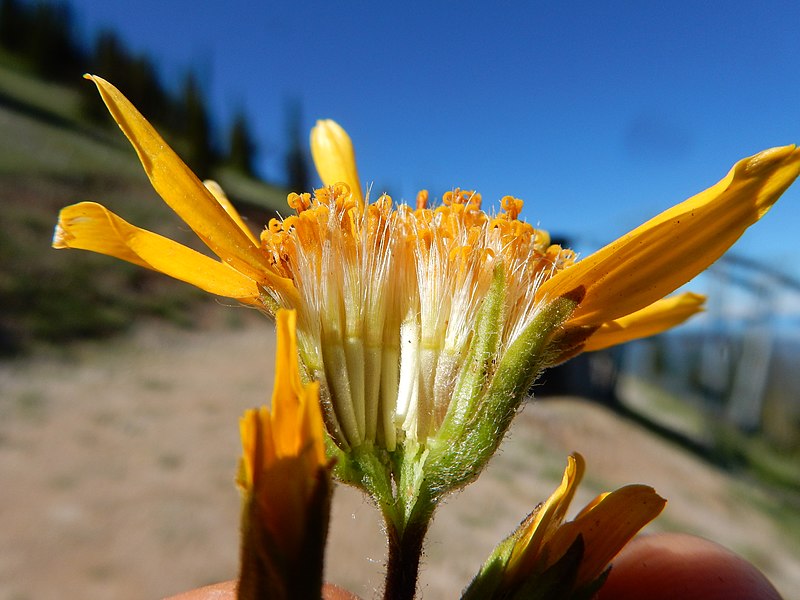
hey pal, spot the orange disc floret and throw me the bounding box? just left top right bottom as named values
left=416, top=190, right=429, bottom=210
left=287, top=192, right=313, bottom=213
left=500, top=195, right=524, bottom=220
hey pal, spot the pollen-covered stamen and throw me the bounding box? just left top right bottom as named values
left=288, top=191, right=313, bottom=213
left=359, top=194, right=396, bottom=443
left=485, top=196, right=577, bottom=352
left=433, top=242, right=496, bottom=423
left=416, top=189, right=429, bottom=210
left=261, top=185, right=410, bottom=449
left=500, top=195, right=523, bottom=220
left=261, top=187, right=363, bottom=447
left=381, top=205, right=417, bottom=450
left=405, top=190, right=497, bottom=436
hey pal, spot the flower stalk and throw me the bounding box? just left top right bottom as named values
left=383, top=499, right=433, bottom=600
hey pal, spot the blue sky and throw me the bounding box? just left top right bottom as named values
left=67, top=0, right=800, bottom=284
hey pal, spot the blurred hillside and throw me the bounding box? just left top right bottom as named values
left=0, top=46, right=290, bottom=354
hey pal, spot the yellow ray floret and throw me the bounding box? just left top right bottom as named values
left=68, top=74, right=298, bottom=304
left=237, top=310, right=326, bottom=553
left=311, top=119, right=364, bottom=204
left=238, top=310, right=325, bottom=490
left=582, top=292, right=706, bottom=352
left=236, top=310, right=330, bottom=597
left=54, top=201, right=261, bottom=302
left=503, top=453, right=665, bottom=592
left=538, top=145, right=800, bottom=326
left=86, top=75, right=272, bottom=279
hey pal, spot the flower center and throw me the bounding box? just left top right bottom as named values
left=259, top=187, right=575, bottom=449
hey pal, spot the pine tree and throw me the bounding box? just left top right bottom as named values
left=227, top=109, right=258, bottom=177
left=177, top=72, right=216, bottom=178
left=81, top=29, right=127, bottom=122
left=25, top=2, right=83, bottom=81
left=0, top=0, right=25, bottom=52
left=285, top=100, right=310, bottom=192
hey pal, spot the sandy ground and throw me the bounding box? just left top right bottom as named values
left=1, top=310, right=798, bottom=599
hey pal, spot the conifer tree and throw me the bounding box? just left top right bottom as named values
left=178, top=72, right=216, bottom=178
left=0, top=0, right=25, bottom=52
left=285, top=100, right=310, bottom=192
left=227, top=109, right=258, bottom=177
left=25, top=2, right=83, bottom=81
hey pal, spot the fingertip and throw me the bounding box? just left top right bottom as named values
left=163, top=580, right=236, bottom=600
left=323, top=583, right=361, bottom=600
left=162, top=581, right=359, bottom=600
left=597, top=533, right=782, bottom=600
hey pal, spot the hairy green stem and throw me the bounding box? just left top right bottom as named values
left=382, top=495, right=434, bottom=600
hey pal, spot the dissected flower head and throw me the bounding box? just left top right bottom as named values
left=53, top=76, right=800, bottom=491
left=258, top=180, right=581, bottom=449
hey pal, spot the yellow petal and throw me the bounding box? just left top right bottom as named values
left=272, top=310, right=303, bottom=456
left=310, top=119, right=363, bottom=204
left=237, top=407, right=274, bottom=492
left=582, top=292, right=705, bottom=352
left=537, top=146, right=800, bottom=326
left=508, top=453, right=585, bottom=576
left=54, top=202, right=261, bottom=302
left=203, top=180, right=260, bottom=246
left=85, top=75, right=275, bottom=283
left=299, top=379, right=326, bottom=466
left=239, top=312, right=326, bottom=496
left=545, top=484, right=666, bottom=586
left=272, top=310, right=327, bottom=466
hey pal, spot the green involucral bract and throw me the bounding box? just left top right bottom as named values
left=424, top=287, right=582, bottom=497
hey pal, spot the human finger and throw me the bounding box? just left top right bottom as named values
left=163, top=581, right=358, bottom=600
left=596, top=532, right=782, bottom=600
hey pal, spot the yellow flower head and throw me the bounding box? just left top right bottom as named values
left=54, top=76, right=800, bottom=458
left=465, top=453, right=666, bottom=598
